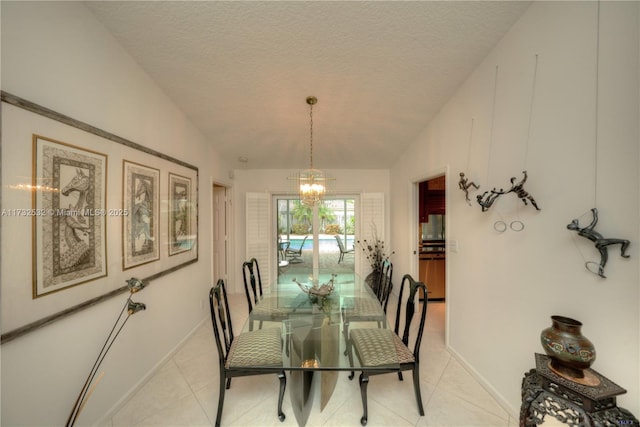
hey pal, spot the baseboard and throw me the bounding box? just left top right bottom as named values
left=446, top=345, right=520, bottom=421
left=93, top=317, right=208, bottom=426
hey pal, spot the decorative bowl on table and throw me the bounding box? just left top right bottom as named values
left=293, top=273, right=337, bottom=298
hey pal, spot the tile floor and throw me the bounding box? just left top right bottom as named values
left=107, top=294, right=519, bottom=426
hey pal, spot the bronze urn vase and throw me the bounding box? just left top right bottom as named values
left=540, top=315, right=596, bottom=379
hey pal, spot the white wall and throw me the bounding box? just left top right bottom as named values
left=232, top=168, right=390, bottom=292
left=391, top=1, right=639, bottom=417
left=1, top=2, right=230, bottom=425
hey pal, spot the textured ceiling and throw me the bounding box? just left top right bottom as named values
left=85, top=1, right=531, bottom=170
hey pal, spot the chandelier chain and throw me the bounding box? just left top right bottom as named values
left=309, top=101, right=314, bottom=169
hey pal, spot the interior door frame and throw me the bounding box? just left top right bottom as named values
left=410, top=165, right=449, bottom=346
left=211, top=181, right=231, bottom=288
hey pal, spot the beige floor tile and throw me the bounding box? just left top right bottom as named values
left=129, top=393, right=211, bottom=426
left=421, top=387, right=510, bottom=427
left=436, top=357, right=509, bottom=420
left=174, top=347, right=218, bottom=393
left=173, top=322, right=217, bottom=366
left=111, top=360, right=194, bottom=426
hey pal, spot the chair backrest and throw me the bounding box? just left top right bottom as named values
left=376, top=260, right=393, bottom=313
left=334, top=235, right=346, bottom=252
left=242, top=258, right=262, bottom=314
left=295, top=235, right=309, bottom=250
left=394, top=274, right=428, bottom=360
left=209, top=279, right=234, bottom=367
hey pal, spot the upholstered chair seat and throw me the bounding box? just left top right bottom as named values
left=226, top=327, right=283, bottom=368
left=350, top=328, right=414, bottom=367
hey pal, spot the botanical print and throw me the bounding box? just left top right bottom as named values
left=168, top=173, right=194, bottom=255
left=123, top=161, right=160, bottom=269
left=33, top=135, right=107, bottom=297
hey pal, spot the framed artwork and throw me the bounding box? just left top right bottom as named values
left=168, top=173, right=195, bottom=255
left=2, top=92, right=199, bottom=343
left=123, top=161, right=160, bottom=269
left=32, top=135, right=108, bottom=297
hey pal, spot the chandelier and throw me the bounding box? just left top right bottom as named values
left=295, top=96, right=329, bottom=206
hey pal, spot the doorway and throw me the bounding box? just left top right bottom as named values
left=212, top=183, right=228, bottom=283
left=417, top=175, right=446, bottom=301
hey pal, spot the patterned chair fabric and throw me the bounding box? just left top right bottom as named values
left=250, top=296, right=289, bottom=317
left=209, top=279, right=286, bottom=426
left=348, top=273, right=428, bottom=426
left=242, top=258, right=289, bottom=330
left=227, top=327, right=283, bottom=368
left=350, top=328, right=415, bottom=367
left=342, top=261, right=393, bottom=357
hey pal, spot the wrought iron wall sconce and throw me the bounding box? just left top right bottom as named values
left=66, top=278, right=147, bottom=427
left=567, top=208, right=630, bottom=278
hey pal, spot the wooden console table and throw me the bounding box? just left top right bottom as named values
left=520, top=354, right=639, bottom=427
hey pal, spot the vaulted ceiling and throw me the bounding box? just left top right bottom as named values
left=85, top=1, right=531, bottom=170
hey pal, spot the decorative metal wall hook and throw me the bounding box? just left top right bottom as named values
left=477, top=171, right=540, bottom=212
left=567, top=208, right=630, bottom=278
left=458, top=172, right=480, bottom=205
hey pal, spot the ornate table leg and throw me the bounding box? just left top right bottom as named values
left=590, top=407, right=640, bottom=427
left=520, top=369, right=544, bottom=427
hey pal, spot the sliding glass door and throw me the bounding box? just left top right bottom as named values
left=275, top=197, right=355, bottom=283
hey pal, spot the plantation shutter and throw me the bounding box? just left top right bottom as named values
left=246, top=192, right=271, bottom=288
left=359, top=193, right=385, bottom=277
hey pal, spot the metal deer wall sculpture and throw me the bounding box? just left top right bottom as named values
left=567, top=208, right=630, bottom=278
left=477, top=170, right=540, bottom=212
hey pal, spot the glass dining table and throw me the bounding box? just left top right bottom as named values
left=238, top=271, right=399, bottom=426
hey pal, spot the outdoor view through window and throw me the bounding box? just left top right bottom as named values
left=276, top=198, right=355, bottom=284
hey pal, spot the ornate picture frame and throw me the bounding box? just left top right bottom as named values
left=123, top=161, right=160, bottom=269
left=32, top=135, right=108, bottom=297
left=168, top=173, right=195, bottom=256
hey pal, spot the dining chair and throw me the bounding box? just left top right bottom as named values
left=348, top=273, right=427, bottom=426
left=209, top=279, right=286, bottom=426
left=242, top=258, right=289, bottom=330
left=285, top=235, right=308, bottom=263
left=334, top=234, right=355, bottom=263
left=242, top=258, right=263, bottom=314
left=342, top=260, right=393, bottom=355
left=374, top=260, right=394, bottom=314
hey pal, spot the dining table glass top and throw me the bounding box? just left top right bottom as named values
left=239, top=271, right=399, bottom=372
